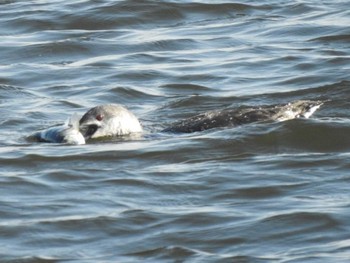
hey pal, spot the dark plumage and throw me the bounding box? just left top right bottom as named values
left=162, top=100, right=324, bottom=133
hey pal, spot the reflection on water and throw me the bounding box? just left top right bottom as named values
left=1, top=0, right=350, bottom=262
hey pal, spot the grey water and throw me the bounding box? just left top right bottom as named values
left=1, top=0, right=350, bottom=262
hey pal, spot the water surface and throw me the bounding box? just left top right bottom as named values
left=1, top=0, right=350, bottom=262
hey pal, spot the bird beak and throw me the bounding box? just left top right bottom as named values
left=79, top=122, right=100, bottom=139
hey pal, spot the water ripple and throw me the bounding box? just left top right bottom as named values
left=1, top=0, right=350, bottom=262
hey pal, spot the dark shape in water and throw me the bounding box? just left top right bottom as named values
left=162, top=100, right=324, bottom=133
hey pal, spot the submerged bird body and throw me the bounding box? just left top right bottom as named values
left=78, top=100, right=323, bottom=139
left=162, top=100, right=323, bottom=133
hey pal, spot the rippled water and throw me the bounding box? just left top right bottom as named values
left=1, top=0, right=350, bottom=262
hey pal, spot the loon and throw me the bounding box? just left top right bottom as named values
left=78, top=100, right=323, bottom=139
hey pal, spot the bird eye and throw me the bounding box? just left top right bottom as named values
left=96, top=114, right=103, bottom=121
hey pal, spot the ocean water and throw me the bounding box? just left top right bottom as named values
left=1, top=0, right=350, bottom=262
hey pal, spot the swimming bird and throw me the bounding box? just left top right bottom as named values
left=78, top=100, right=323, bottom=139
